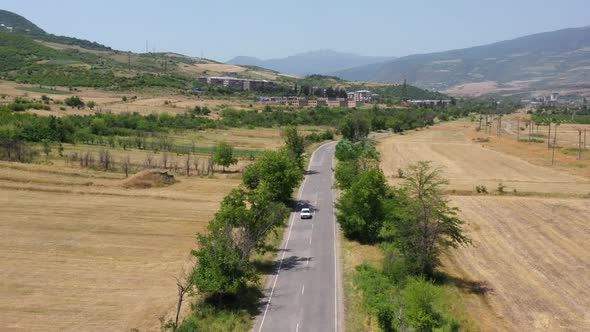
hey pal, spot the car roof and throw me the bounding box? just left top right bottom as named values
left=301, top=208, right=310, bottom=211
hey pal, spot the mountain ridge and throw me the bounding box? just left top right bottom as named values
left=227, top=50, right=395, bottom=76
left=334, top=25, right=590, bottom=96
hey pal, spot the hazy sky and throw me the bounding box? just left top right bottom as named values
left=3, top=0, right=589, bottom=61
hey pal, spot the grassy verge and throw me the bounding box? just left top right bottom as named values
left=342, top=236, right=383, bottom=331
left=16, top=86, right=72, bottom=95
left=342, top=236, right=479, bottom=332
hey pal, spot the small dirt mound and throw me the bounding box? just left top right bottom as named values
left=122, top=169, right=176, bottom=189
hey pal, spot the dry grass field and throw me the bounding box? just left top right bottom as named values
left=442, top=196, right=590, bottom=331
left=377, top=122, right=590, bottom=195
left=0, top=160, right=241, bottom=332
left=0, top=80, right=265, bottom=116
left=377, top=121, right=590, bottom=331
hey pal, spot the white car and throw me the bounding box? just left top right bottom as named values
left=300, top=208, right=312, bottom=219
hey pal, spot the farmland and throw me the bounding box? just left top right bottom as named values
left=376, top=120, right=590, bottom=331
left=0, top=123, right=303, bottom=331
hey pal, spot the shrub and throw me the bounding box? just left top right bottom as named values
left=403, top=277, right=444, bottom=332
left=64, top=96, right=85, bottom=109
left=475, top=185, right=488, bottom=194
left=497, top=182, right=506, bottom=194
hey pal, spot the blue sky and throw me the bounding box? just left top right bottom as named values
left=3, top=0, right=589, bottom=61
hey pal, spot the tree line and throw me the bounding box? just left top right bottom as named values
left=334, top=135, right=471, bottom=331
left=170, top=126, right=307, bottom=331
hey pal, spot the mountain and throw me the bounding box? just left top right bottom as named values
left=0, top=9, right=111, bottom=50
left=227, top=50, right=395, bottom=76
left=335, top=26, right=590, bottom=96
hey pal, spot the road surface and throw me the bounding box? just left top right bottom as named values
left=253, top=141, right=343, bottom=332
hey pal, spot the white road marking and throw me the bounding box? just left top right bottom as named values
left=257, top=142, right=333, bottom=332
left=333, top=210, right=338, bottom=332
left=258, top=211, right=296, bottom=332
left=301, top=284, right=305, bottom=294
left=296, top=323, right=300, bottom=332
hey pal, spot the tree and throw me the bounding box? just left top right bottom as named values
left=242, top=150, right=303, bottom=203
left=401, top=79, right=408, bottom=102
left=282, top=125, right=305, bottom=170
left=381, top=161, right=470, bottom=276
left=340, top=113, right=370, bottom=142
left=334, top=160, right=360, bottom=190
left=402, top=277, right=443, bottom=332
left=191, top=187, right=289, bottom=297
left=336, top=168, right=389, bottom=243
left=192, top=224, right=252, bottom=296
left=42, top=139, right=51, bottom=159
left=121, top=155, right=130, bottom=177
left=86, top=101, right=96, bottom=109
left=213, top=142, right=238, bottom=172
left=64, top=96, right=85, bottom=109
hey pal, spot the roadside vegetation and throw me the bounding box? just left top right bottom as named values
left=170, top=127, right=307, bottom=331
left=334, top=122, right=473, bottom=331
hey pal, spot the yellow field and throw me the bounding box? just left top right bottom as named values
left=443, top=196, right=590, bottom=331
left=377, top=122, right=590, bottom=195
left=0, top=80, right=264, bottom=116
left=0, top=159, right=241, bottom=332
left=377, top=121, right=590, bottom=331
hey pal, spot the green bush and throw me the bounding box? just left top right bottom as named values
left=64, top=96, right=85, bottom=109
left=403, top=277, right=444, bottom=332
left=475, top=185, right=488, bottom=194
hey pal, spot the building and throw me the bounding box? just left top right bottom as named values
left=408, top=99, right=452, bottom=107
left=198, top=77, right=276, bottom=91
left=325, top=98, right=349, bottom=107
left=354, top=90, right=372, bottom=102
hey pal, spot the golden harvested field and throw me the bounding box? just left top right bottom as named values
left=377, top=121, right=590, bottom=331
left=0, top=161, right=241, bottom=331
left=443, top=196, right=590, bottom=331
left=377, top=122, right=590, bottom=195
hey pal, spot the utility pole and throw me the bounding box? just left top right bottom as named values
left=547, top=122, right=551, bottom=149
left=552, top=124, right=558, bottom=166
left=479, top=112, right=482, bottom=131
left=585, top=129, right=587, bottom=149
left=516, top=118, right=520, bottom=141
left=578, top=129, right=583, bottom=160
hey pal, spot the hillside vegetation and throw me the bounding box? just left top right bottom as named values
left=0, top=9, right=112, bottom=50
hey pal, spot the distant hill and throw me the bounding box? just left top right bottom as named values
left=227, top=50, right=395, bottom=76
left=0, top=9, right=112, bottom=50
left=335, top=26, right=590, bottom=96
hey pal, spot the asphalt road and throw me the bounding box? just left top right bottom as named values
left=252, top=141, right=343, bottom=332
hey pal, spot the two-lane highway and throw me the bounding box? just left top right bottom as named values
left=253, top=141, right=343, bottom=332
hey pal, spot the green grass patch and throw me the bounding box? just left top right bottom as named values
left=532, top=114, right=590, bottom=124
left=561, top=147, right=589, bottom=156
left=530, top=133, right=547, bottom=138
left=16, top=86, right=71, bottom=95
left=519, top=138, right=544, bottom=143
left=44, top=59, right=82, bottom=66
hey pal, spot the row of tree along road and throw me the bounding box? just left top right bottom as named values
left=334, top=125, right=471, bottom=331
left=169, top=126, right=307, bottom=331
